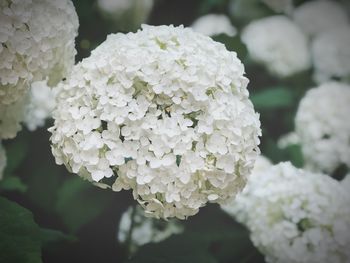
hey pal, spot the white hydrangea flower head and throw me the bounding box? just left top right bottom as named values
left=261, top=0, right=293, bottom=14
left=97, top=0, right=154, bottom=30
left=242, top=16, right=311, bottom=78
left=0, top=142, right=6, bottom=180
left=293, top=0, right=349, bottom=38
left=118, top=205, right=184, bottom=253
left=0, top=94, right=27, bottom=139
left=295, top=82, right=350, bottom=173
left=0, top=0, right=78, bottom=106
left=223, top=162, right=350, bottom=263
left=311, top=27, right=350, bottom=83
left=191, top=14, right=237, bottom=37
left=50, top=25, right=261, bottom=219
left=23, top=80, right=57, bottom=131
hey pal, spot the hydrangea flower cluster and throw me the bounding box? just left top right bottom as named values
left=191, top=14, right=237, bottom=37
left=0, top=0, right=78, bottom=106
left=23, top=81, right=57, bottom=131
left=0, top=80, right=57, bottom=139
left=118, top=205, right=183, bottom=253
left=311, top=27, right=350, bottom=83
left=222, top=162, right=350, bottom=263
left=50, top=25, right=261, bottom=219
left=293, top=0, right=348, bottom=38
left=0, top=142, right=6, bottom=180
left=295, top=82, right=350, bottom=173
left=241, top=16, right=310, bottom=77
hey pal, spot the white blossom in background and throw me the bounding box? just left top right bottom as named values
left=97, top=0, right=154, bottom=30
left=295, top=82, right=350, bottom=173
left=311, top=27, right=350, bottom=83
left=118, top=206, right=184, bottom=253
left=0, top=0, right=78, bottom=106
left=50, top=25, right=261, bottom=219
left=0, top=80, right=57, bottom=139
left=223, top=162, right=350, bottom=263
left=261, top=0, right=293, bottom=14
left=23, top=80, right=57, bottom=131
left=191, top=14, right=237, bottom=37
left=0, top=142, right=6, bottom=180
left=293, top=0, right=348, bottom=38
left=242, top=16, right=310, bottom=78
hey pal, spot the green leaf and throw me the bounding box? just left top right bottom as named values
left=127, top=206, right=265, bottom=263
left=231, top=0, right=273, bottom=24
left=212, top=35, right=248, bottom=60
left=55, top=176, right=112, bottom=233
left=0, top=197, right=42, bottom=263
left=0, top=176, right=27, bottom=193
left=3, top=136, right=29, bottom=176
left=251, top=87, right=294, bottom=110
left=284, top=144, right=304, bottom=168
left=40, top=228, right=76, bottom=247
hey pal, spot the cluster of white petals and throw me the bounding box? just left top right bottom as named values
left=118, top=205, right=183, bottom=253
left=261, top=0, right=293, bottom=13
left=295, top=82, right=350, bottom=173
left=50, top=25, right=261, bottom=219
left=191, top=14, right=237, bottom=37
left=0, top=80, right=57, bottom=139
left=0, top=0, right=78, bottom=106
left=223, top=162, right=350, bottom=263
left=311, top=27, right=350, bottom=83
left=0, top=142, right=6, bottom=180
left=293, top=0, right=348, bottom=38
left=242, top=16, right=310, bottom=77
left=23, top=81, right=56, bottom=131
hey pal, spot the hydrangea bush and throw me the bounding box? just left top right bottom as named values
left=50, top=25, right=261, bottom=219
left=222, top=162, right=350, bottom=263
left=295, top=82, right=350, bottom=173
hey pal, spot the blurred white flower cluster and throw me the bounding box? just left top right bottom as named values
left=118, top=206, right=183, bottom=253
left=295, top=82, right=350, bottom=173
left=191, top=14, right=237, bottom=37
left=241, top=16, right=310, bottom=77
left=311, top=27, right=350, bottom=83
left=0, top=81, right=57, bottom=139
left=50, top=25, right=261, bottom=219
left=293, top=0, right=348, bottom=38
left=0, top=0, right=78, bottom=139
left=0, top=0, right=78, bottom=105
left=222, top=162, right=350, bottom=263
left=0, top=143, right=6, bottom=180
